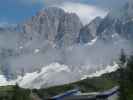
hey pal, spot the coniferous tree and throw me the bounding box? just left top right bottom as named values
left=127, top=55, right=133, bottom=83
left=119, top=49, right=127, bottom=100
left=119, top=50, right=133, bottom=100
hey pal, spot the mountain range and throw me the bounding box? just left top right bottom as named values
left=0, top=0, right=133, bottom=88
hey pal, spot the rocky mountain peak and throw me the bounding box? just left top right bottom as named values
left=91, top=0, right=133, bottom=41
left=22, top=7, right=82, bottom=47
left=79, top=17, right=102, bottom=43
left=125, top=0, right=133, bottom=19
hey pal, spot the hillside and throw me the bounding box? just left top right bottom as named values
left=0, top=71, right=118, bottom=100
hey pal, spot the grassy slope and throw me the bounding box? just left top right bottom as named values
left=0, top=86, right=14, bottom=100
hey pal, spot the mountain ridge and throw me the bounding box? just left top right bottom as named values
left=0, top=1, right=132, bottom=88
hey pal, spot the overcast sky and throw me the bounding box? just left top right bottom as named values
left=0, top=0, right=128, bottom=24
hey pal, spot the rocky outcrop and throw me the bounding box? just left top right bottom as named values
left=56, top=13, right=82, bottom=46
left=96, top=0, right=133, bottom=41
left=22, top=7, right=82, bottom=47
left=79, top=17, right=102, bottom=43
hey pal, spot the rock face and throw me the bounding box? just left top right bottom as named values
left=56, top=13, right=82, bottom=47
left=22, top=7, right=82, bottom=47
left=96, top=0, right=133, bottom=41
left=79, top=17, right=102, bottom=43
left=21, top=3, right=133, bottom=47
left=78, top=0, right=133, bottom=43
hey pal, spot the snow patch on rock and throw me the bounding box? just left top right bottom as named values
left=85, top=37, right=97, bottom=46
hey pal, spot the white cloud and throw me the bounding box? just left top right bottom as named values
left=19, top=0, right=108, bottom=25
left=58, top=2, right=108, bottom=25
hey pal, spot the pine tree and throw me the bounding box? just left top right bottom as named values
left=119, top=49, right=127, bottom=100
left=119, top=49, right=133, bottom=100
left=127, top=55, right=133, bottom=83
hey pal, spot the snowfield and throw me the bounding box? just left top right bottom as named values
left=0, top=63, right=119, bottom=89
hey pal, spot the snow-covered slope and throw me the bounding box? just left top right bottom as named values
left=81, top=62, right=119, bottom=79
left=18, top=63, right=79, bottom=89
left=0, top=63, right=119, bottom=89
